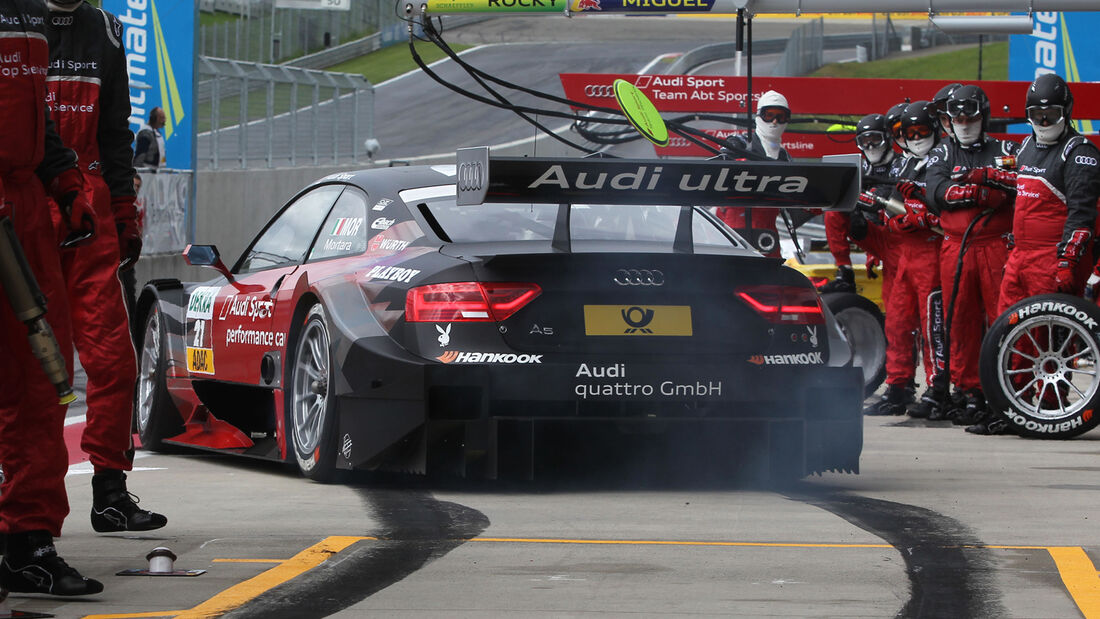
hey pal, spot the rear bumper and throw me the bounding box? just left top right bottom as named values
left=336, top=355, right=863, bottom=479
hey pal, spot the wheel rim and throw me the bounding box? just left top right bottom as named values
left=137, top=305, right=161, bottom=433
left=997, top=315, right=1100, bottom=421
left=835, top=307, right=886, bottom=387
left=292, top=315, right=330, bottom=457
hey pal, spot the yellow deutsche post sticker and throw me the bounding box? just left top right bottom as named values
left=584, top=305, right=693, bottom=336
left=187, top=347, right=215, bottom=374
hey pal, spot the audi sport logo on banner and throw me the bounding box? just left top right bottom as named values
left=613, top=269, right=665, bottom=286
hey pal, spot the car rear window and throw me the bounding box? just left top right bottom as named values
left=407, top=191, right=740, bottom=249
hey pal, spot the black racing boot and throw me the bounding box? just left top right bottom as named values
left=819, top=265, right=856, bottom=294
left=935, top=388, right=965, bottom=423
left=91, top=470, right=167, bottom=533
left=0, top=531, right=103, bottom=596
left=966, top=411, right=1013, bottom=435
left=952, top=390, right=987, bottom=426
left=864, top=383, right=915, bottom=416
left=908, top=383, right=948, bottom=419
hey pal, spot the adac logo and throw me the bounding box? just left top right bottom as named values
left=620, top=306, right=654, bottom=334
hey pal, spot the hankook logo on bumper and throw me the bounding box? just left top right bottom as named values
left=613, top=269, right=664, bottom=286
left=437, top=351, right=543, bottom=364
left=748, top=352, right=824, bottom=365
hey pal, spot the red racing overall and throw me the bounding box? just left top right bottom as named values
left=0, top=0, right=80, bottom=537
left=45, top=2, right=138, bottom=472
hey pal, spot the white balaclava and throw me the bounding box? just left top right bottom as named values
left=1032, top=117, right=1066, bottom=145
left=863, top=142, right=891, bottom=165
left=754, top=90, right=789, bottom=159
left=907, top=136, right=936, bottom=158
left=952, top=117, right=982, bottom=147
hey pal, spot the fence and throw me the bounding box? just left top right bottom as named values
left=773, top=18, right=825, bottom=77
left=200, top=0, right=399, bottom=65
left=136, top=169, right=193, bottom=256
left=197, top=57, right=375, bottom=170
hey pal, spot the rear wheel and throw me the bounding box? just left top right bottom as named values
left=135, top=302, right=182, bottom=451
left=823, top=292, right=887, bottom=397
left=286, top=304, right=339, bottom=481
left=980, top=294, right=1100, bottom=439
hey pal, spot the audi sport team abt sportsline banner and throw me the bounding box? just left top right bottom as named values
left=104, top=0, right=195, bottom=170
left=1009, top=11, right=1099, bottom=134
left=559, top=73, right=1100, bottom=157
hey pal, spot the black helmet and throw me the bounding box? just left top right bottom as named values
left=885, top=102, right=909, bottom=141
left=946, top=84, right=991, bottom=130
left=1026, top=73, right=1073, bottom=122
left=854, top=113, right=889, bottom=152
left=901, top=101, right=937, bottom=135
left=931, top=83, right=963, bottom=113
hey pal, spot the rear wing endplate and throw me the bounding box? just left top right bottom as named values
left=455, top=146, right=859, bottom=212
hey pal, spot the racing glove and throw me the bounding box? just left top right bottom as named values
left=112, top=195, right=142, bottom=270
left=958, top=166, right=1017, bottom=191
left=896, top=180, right=924, bottom=202
left=1055, top=228, right=1091, bottom=294
left=856, top=191, right=879, bottom=213
left=49, top=167, right=96, bottom=248
left=943, top=184, right=1009, bottom=210
left=865, top=252, right=880, bottom=279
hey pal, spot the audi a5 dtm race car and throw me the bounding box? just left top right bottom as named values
left=134, top=148, right=864, bottom=482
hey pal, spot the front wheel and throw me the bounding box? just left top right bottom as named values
left=286, top=304, right=339, bottom=481
left=135, top=301, right=182, bottom=451
left=980, top=294, right=1100, bottom=439
left=823, top=292, right=887, bottom=397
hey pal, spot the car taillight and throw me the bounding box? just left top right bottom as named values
left=406, top=282, right=541, bottom=322
left=735, top=285, right=824, bottom=325
left=808, top=276, right=829, bottom=289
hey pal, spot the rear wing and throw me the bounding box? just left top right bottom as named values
left=455, top=147, right=859, bottom=212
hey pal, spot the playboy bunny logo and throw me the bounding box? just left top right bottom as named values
left=436, top=323, right=451, bottom=347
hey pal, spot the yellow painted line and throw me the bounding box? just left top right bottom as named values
left=173, top=536, right=367, bottom=619
left=82, top=612, right=183, bottom=619
left=212, top=558, right=287, bottom=564
left=1047, top=547, right=1100, bottom=619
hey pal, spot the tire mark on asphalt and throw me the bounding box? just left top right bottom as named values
left=221, top=484, right=489, bottom=619
left=786, top=484, right=1006, bottom=619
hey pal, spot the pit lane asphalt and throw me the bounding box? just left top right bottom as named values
left=32, top=378, right=1100, bottom=619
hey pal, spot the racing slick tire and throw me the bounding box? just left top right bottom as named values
left=822, top=292, right=887, bottom=397
left=980, top=294, right=1100, bottom=439
left=286, top=303, right=340, bottom=482
left=135, top=301, right=182, bottom=451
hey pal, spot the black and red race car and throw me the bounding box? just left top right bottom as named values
left=134, top=148, right=864, bottom=482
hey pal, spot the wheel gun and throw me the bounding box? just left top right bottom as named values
left=0, top=216, right=76, bottom=405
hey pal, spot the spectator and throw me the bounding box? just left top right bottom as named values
left=133, top=107, right=166, bottom=169
left=46, top=0, right=166, bottom=532
left=0, top=0, right=101, bottom=596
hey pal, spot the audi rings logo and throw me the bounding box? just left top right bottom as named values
left=458, top=162, right=484, bottom=192
left=613, top=269, right=665, bottom=286
left=1075, top=155, right=1098, bottom=167
left=584, top=84, right=616, bottom=98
